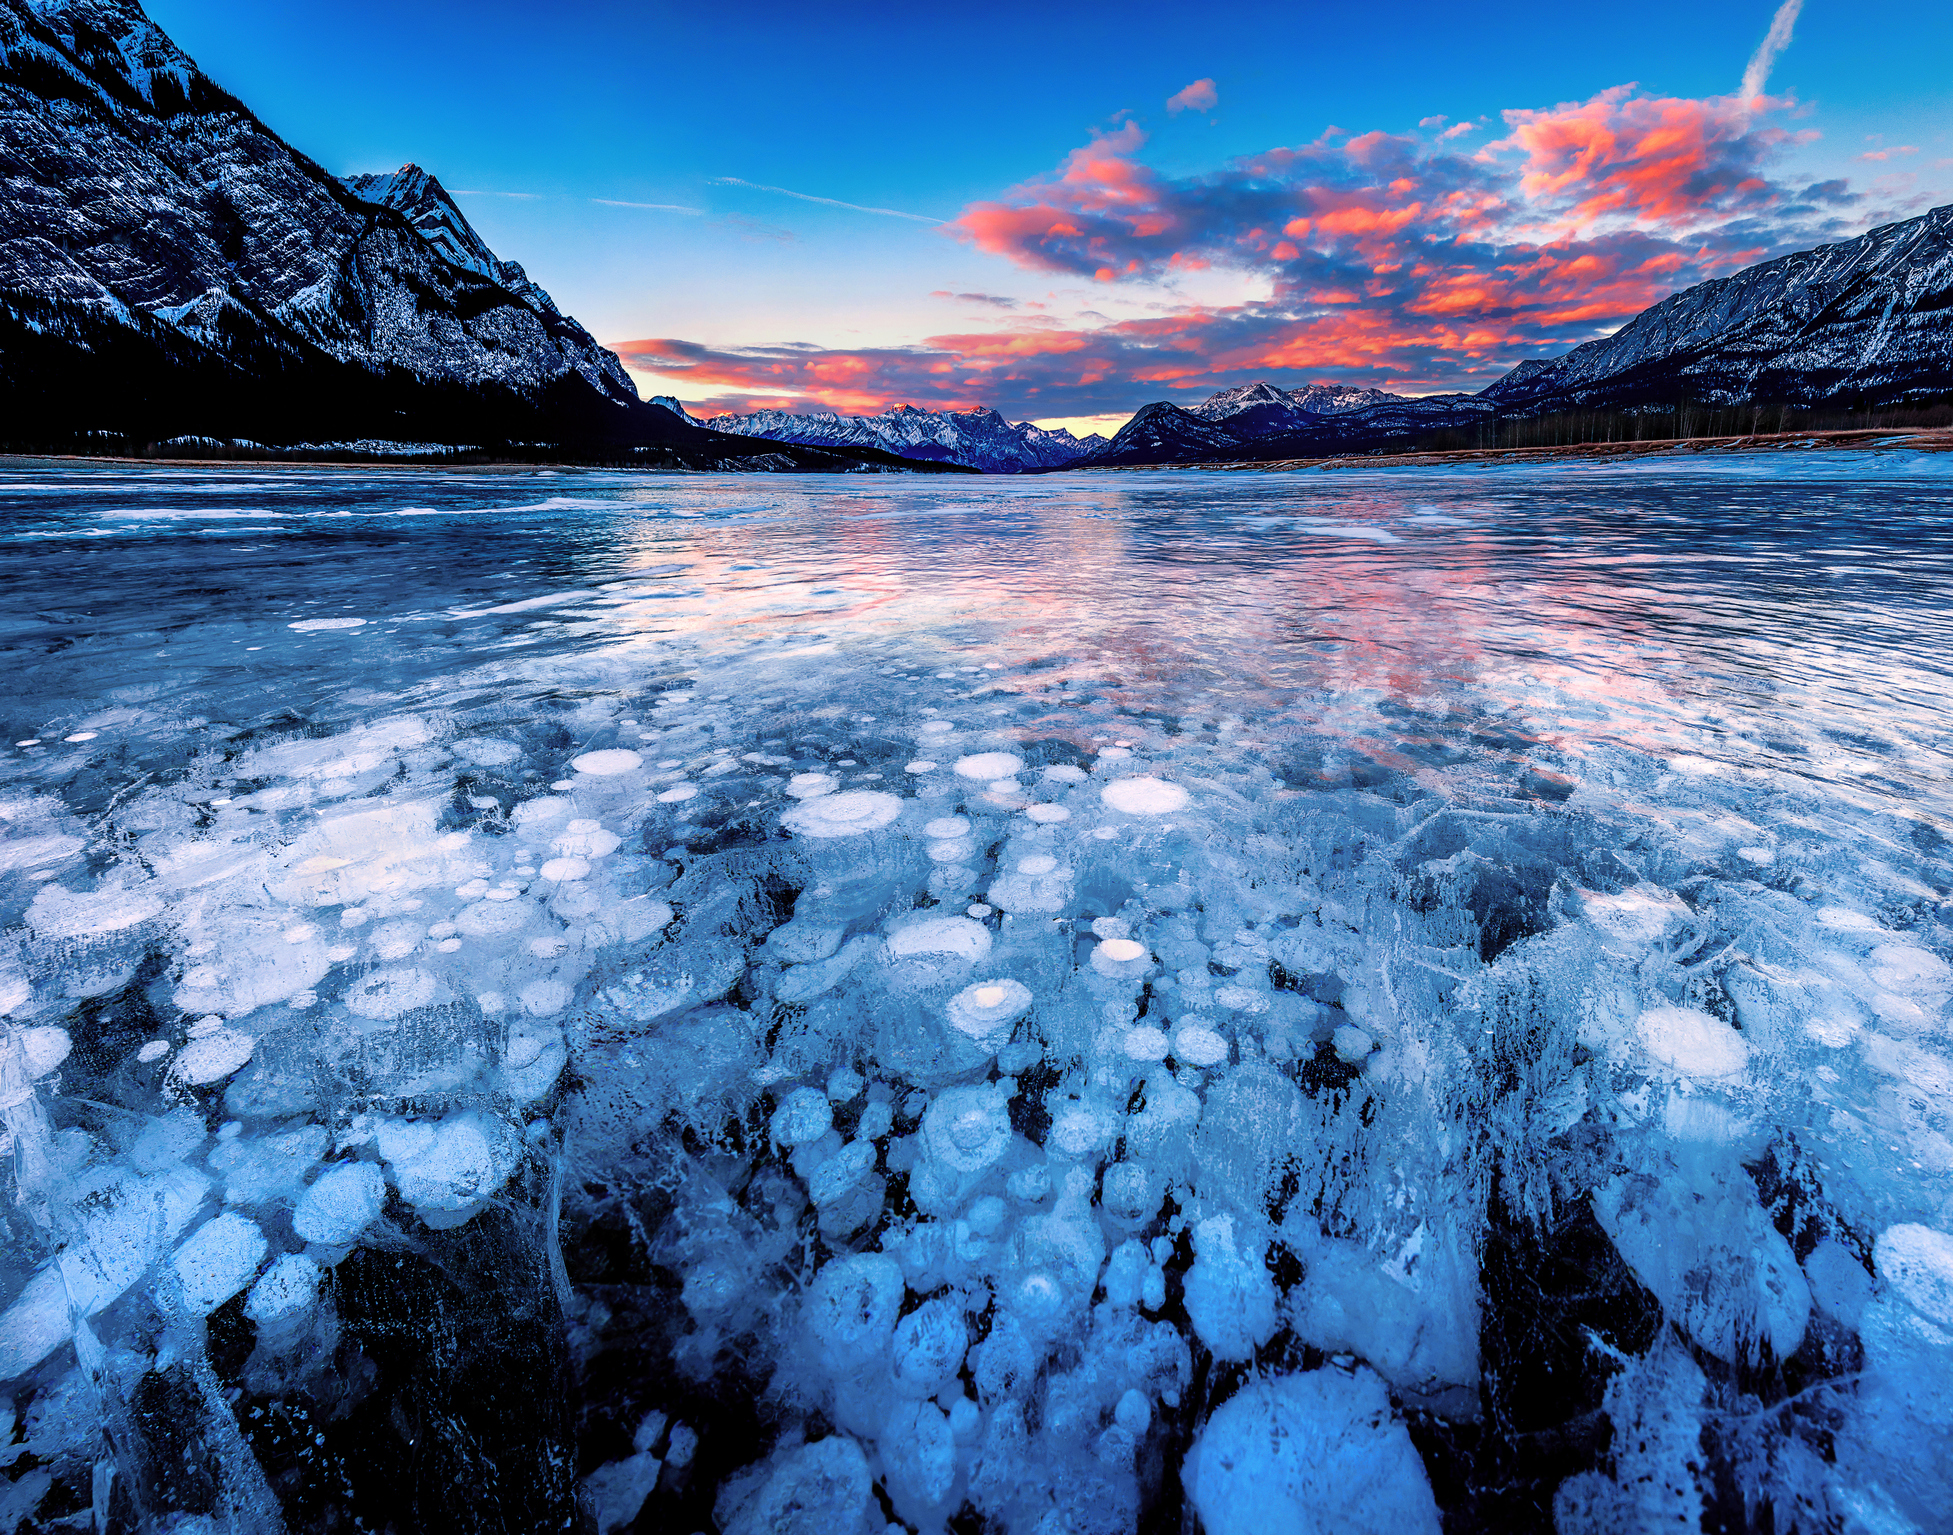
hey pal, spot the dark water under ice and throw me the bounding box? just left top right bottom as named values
left=2, top=456, right=1952, bottom=1534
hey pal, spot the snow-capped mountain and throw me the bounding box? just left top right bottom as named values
left=680, top=401, right=1107, bottom=472
left=1186, top=379, right=1402, bottom=432
left=0, top=0, right=971, bottom=470
left=1484, top=202, right=1953, bottom=411
left=1084, top=387, right=1495, bottom=466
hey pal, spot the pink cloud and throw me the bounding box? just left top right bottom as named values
left=630, top=79, right=1898, bottom=422
left=1166, top=78, right=1218, bottom=116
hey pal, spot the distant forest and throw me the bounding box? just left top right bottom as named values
left=1414, top=397, right=1953, bottom=455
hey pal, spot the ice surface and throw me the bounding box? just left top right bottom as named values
left=5, top=461, right=1953, bottom=1531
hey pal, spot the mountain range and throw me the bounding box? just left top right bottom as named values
left=0, top=0, right=1948, bottom=470
left=0, top=0, right=967, bottom=471
left=1074, top=203, right=1953, bottom=467
left=652, top=399, right=1106, bottom=473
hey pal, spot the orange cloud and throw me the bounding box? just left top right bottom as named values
left=633, top=79, right=1889, bottom=422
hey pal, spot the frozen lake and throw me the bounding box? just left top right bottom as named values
left=3, top=456, right=1952, bottom=1533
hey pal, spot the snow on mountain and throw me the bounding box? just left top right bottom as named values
left=698, top=402, right=1105, bottom=472
left=1484, top=202, right=1953, bottom=411
left=1187, top=379, right=1401, bottom=431
left=0, top=0, right=683, bottom=437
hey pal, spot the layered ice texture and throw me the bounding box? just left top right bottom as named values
left=2, top=458, right=1953, bottom=1532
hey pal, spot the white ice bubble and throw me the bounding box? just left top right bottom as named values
left=891, top=1297, right=967, bottom=1397
left=1091, top=938, right=1150, bottom=978
left=1017, top=854, right=1058, bottom=875
left=787, top=772, right=837, bottom=799
left=19, top=1025, right=70, bottom=1077
left=1044, top=764, right=1088, bottom=783
left=887, top=916, right=993, bottom=963
left=519, top=980, right=573, bottom=1017
left=343, top=967, right=439, bottom=1020
left=805, top=1253, right=904, bottom=1373
left=570, top=749, right=643, bottom=776
left=377, top=1112, right=517, bottom=1225
left=1185, top=1370, right=1442, bottom=1535
left=1332, top=1025, right=1374, bottom=1063
left=136, top=1039, right=171, bottom=1063
left=921, top=1085, right=1011, bottom=1174
left=954, top=752, right=1025, bottom=781
left=539, top=857, right=590, bottom=882
left=245, top=1253, right=324, bottom=1324
left=771, top=1087, right=834, bottom=1147
left=1637, top=1005, right=1748, bottom=1079
left=1123, top=1026, right=1171, bottom=1061
left=288, top=617, right=367, bottom=632
left=171, top=1212, right=268, bottom=1315
left=63, top=731, right=98, bottom=743
left=170, top=1027, right=256, bottom=1085
left=656, top=783, right=698, bottom=803
left=919, top=721, right=956, bottom=736
left=782, top=790, right=903, bottom=838
left=292, top=1161, right=386, bottom=1245
left=1025, top=804, right=1070, bottom=823
left=924, top=816, right=971, bottom=839
left=1100, top=777, right=1190, bottom=815
left=1876, top=1223, right=1953, bottom=1325
left=905, top=760, right=938, bottom=773
left=945, top=979, right=1032, bottom=1047
left=1184, top=1214, right=1278, bottom=1362
left=1172, top=1025, right=1229, bottom=1066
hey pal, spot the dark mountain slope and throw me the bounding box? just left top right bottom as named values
left=0, top=0, right=966, bottom=469
left=1485, top=202, right=1953, bottom=412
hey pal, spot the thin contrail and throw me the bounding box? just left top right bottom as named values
left=710, top=176, right=944, bottom=225
left=1741, top=0, right=1804, bottom=103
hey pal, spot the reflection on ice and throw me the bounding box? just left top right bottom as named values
left=2, top=460, right=1952, bottom=1531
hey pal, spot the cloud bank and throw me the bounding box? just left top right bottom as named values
left=619, top=68, right=1904, bottom=421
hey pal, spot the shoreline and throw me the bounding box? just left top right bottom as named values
left=1081, top=425, right=1953, bottom=474
left=6, top=425, right=1953, bottom=479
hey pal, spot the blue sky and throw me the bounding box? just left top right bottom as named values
left=147, top=0, right=1953, bottom=429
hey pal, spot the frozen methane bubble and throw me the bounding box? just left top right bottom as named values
left=1123, top=1026, right=1171, bottom=1061
left=944, top=979, right=1032, bottom=1048
left=1184, top=1215, right=1278, bottom=1361
left=1637, top=1005, right=1749, bottom=1080
left=887, top=916, right=993, bottom=963
left=781, top=790, right=902, bottom=838
left=805, top=1253, right=905, bottom=1373
left=892, top=1296, right=968, bottom=1396
left=1875, top=1224, right=1953, bottom=1324
left=1332, top=1025, right=1374, bottom=1064
left=570, top=749, right=642, bottom=775
left=924, top=816, right=971, bottom=839
left=343, top=967, right=439, bottom=1019
left=376, top=1112, right=518, bottom=1226
left=1173, top=1023, right=1229, bottom=1067
left=17, top=1025, right=71, bottom=1076
left=771, top=1087, right=834, bottom=1147
left=717, top=1436, right=873, bottom=1535
left=953, top=752, right=1024, bottom=781
left=292, top=1161, right=386, bottom=1245
left=245, top=1253, right=324, bottom=1324
left=171, top=1213, right=268, bottom=1315
left=921, top=1084, right=1012, bottom=1173
left=1100, top=777, right=1190, bottom=815
left=170, top=1027, right=256, bottom=1085
left=1025, top=804, right=1070, bottom=823
left=1185, top=1370, right=1442, bottom=1535
left=787, top=772, right=837, bottom=798
left=1091, top=938, right=1150, bottom=978
left=288, top=617, right=366, bottom=631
